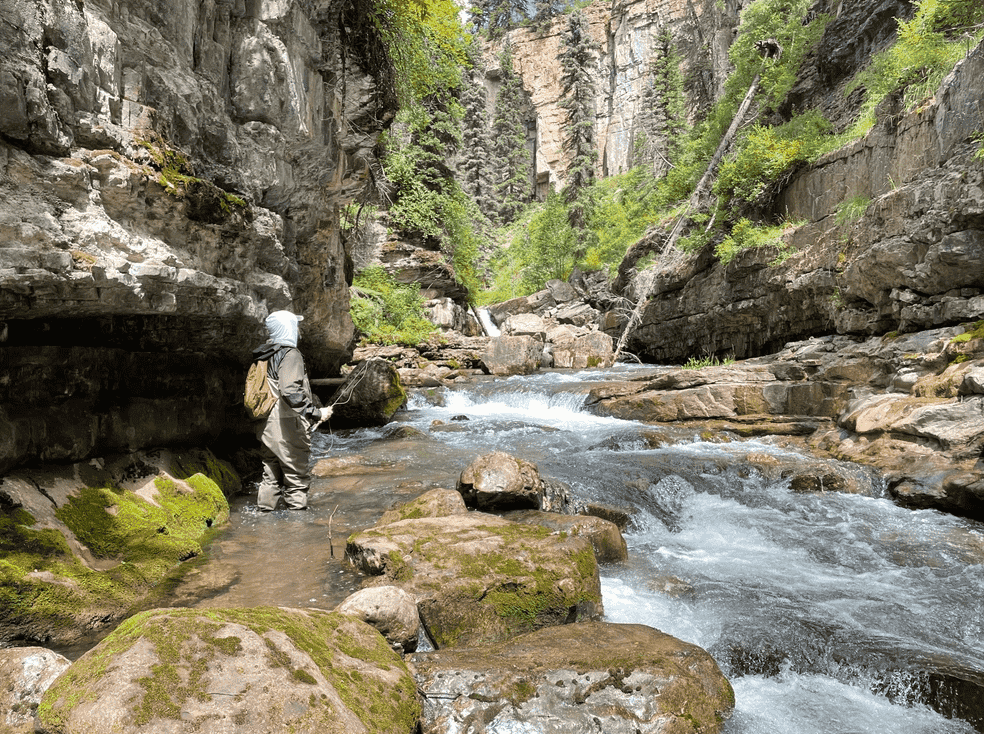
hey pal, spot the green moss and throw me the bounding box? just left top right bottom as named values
left=41, top=608, right=418, bottom=733
left=951, top=320, right=984, bottom=343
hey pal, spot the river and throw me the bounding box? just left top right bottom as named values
left=182, top=366, right=984, bottom=733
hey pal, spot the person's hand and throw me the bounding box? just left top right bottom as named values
left=317, top=406, right=333, bottom=423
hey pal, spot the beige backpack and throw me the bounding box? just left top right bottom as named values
left=243, top=359, right=277, bottom=421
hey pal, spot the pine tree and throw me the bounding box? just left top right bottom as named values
left=532, top=0, right=568, bottom=31
left=490, top=47, right=533, bottom=224
left=557, top=10, right=598, bottom=234
left=637, top=28, right=687, bottom=174
left=469, top=0, right=528, bottom=38
left=458, top=73, right=495, bottom=219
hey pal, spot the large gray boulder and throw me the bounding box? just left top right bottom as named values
left=410, top=621, right=734, bottom=734
left=0, top=647, right=70, bottom=733
left=345, top=512, right=603, bottom=649
left=325, top=358, right=407, bottom=428
left=481, top=335, right=544, bottom=376
left=36, top=607, right=420, bottom=734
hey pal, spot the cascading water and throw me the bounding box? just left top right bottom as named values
left=191, top=366, right=984, bottom=733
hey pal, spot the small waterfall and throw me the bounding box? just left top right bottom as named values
left=476, top=307, right=501, bottom=336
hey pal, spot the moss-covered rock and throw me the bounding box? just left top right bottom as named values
left=375, top=487, right=467, bottom=527
left=0, top=449, right=232, bottom=647
left=501, top=509, right=628, bottom=563
left=36, top=606, right=420, bottom=734
left=411, top=621, right=734, bottom=734
left=346, top=512, right=603, bottom=649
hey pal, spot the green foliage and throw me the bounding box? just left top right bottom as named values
left=844, top=0, right=984, bottom=139
left=834, top=195, right=872, bottom=226
left=715, top=111, right=831, bottom=207
left=714, top=218, right=797, bottom=265
left=683, top=353, right=735, bottom=369
left=371, top=0, right=471, bottom=107
left=350, top=266, right=438, bottom=345
left=491, top=47, right=534, bottom=224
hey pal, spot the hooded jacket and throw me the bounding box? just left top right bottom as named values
left=253, top=311, right=320, bottom=424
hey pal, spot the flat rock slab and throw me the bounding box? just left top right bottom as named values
left=411, top=621, right=734, bottom=734
left=502, top=509, right=628, bottom=563
left=36, top=607, right=419, bottom=734
left=346, top=513, right=603, bottom=649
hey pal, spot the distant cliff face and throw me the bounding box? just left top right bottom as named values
left=0, top=0, right=394, bottom=471
left=492, top=0, right=745, bottom=190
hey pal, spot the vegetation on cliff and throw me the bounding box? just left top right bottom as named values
left=482, top=0, right=984, bottom=301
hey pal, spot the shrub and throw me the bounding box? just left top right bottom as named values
left=714, top=218, right=797, bottom=265
left=350, top=266, right=438, bottom=345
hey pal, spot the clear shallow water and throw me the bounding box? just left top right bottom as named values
left=190, top=367, right=984, bottom=732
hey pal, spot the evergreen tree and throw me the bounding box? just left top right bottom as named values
left=490, top=47, right=533, bottom=224
left=532, top=0, right=568, bottom=31
left=458, top=73, right=496, bottom=219
left=557, top=10, right=598, bottom=234
left=469, top=0, right=528, bottom=38
left=637, top=28, right=687, bottom=174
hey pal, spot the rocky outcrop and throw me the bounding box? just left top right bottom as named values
left=610, top=39, right=984, bottom=365
left=411, top=622, right=734, bottom=734
left=35, top=606, right=420, bottom=734
left=588, top=323, right=984, bottom=521
left=489, top=0, right=745, bottom=188
left=0, top=448, right=233, bottom=647
left=0, top=0, right=395, bottom=472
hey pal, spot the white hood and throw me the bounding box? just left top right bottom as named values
left=265, top=310, right=304, bottom=348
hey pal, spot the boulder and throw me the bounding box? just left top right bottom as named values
left=410, top=621, right=734, bottom=734
left=554, top=331, right=615, bottom=369
left=554, top=302, right=599, bottom=327
left=345, top=513, right=603, bottom=649
left=545, top=278, right=579, bottom=304
left=0, top=450, right=231, bottom=648
left=487, top=296, right=533, bottom=326
left=36, top=607, right=420, bottom=734
left=336, top=586, right=421, bottom=654
left=502, top=312, right=547, bottom=339
left=0, top=647, right=70, bottom=733
left=326, top=358, right=407, bottom=428
left=481, top=336, right=544, bottom=376
left=503, top=510, right=628, bottom=563
left=457, top=451, right=543, bottom=511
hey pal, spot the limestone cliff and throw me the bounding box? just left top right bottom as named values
left=0, top=0, right=395, bottom=472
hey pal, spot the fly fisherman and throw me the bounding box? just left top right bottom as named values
left=254, top=310, right=332, bottom=511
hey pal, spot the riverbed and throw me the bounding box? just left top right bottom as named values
left=178, top=366, right=984, bottom=733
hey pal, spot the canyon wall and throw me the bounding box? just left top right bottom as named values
left=617, top=36, right=984, bottom=363
left=0, top=0, right=394, bottom=472
left=491, top=0, right=746, bottom=192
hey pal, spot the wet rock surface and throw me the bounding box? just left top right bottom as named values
left=410, top=621, right=734, bottom=734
